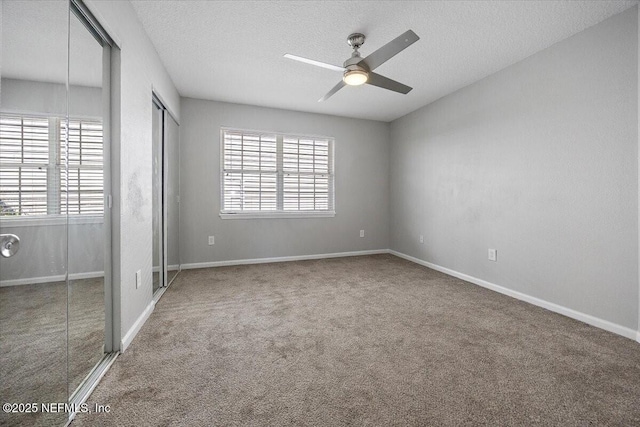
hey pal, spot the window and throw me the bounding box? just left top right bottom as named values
left=221, top=128, right=335, bottom=218
left=0, top=114, right=103, bottom=217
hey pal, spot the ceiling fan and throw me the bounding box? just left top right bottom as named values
left=284, top=30, right=419, bottom=102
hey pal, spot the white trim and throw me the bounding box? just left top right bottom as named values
left=0, top=215, right=104, bottom=227
left=70, top=271, right=104, bottom=280
left=220, top=211, right=335, bottom=220
left=180, top=249, right=388, bottom=270
left=0, top=271, right=104, bottom=287
left=389, top=250, right=639, bottom=341
left=120, top=300, right=155, bottom=352
left=220, top=126, right=334, bottom=141
left=637, top=3, right=640, bottom=349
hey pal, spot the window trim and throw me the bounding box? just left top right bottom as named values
left=219, top=127, right=336, bottom=219
left=0, top=214, right=104, bottom=227
left=219, top=211, right=335, bottom=220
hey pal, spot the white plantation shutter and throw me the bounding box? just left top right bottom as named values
left=283, top=137, right=332, bottom=211
left=223, top=131, right=278, bottom=211
left=221, top=129, right=334, bottom=215
left=0, top=114, right=103, bottom=217
left=0, top=115, right=49, bottom=215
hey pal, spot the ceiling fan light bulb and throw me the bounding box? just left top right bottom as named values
left=343, top=70, right=368, bottom=86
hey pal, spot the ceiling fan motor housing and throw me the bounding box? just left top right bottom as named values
left=343, top=60, right=368, bottom=70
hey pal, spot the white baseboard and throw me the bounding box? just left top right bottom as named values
left=151, top=265, right=180, bottom=274
left=120, top=300, right=155, bottom=352
left=0, top=271, right=104, bottom=287
left=389, top=250, right=639, bottom=341
left=180, top=249, right=388, bottom=270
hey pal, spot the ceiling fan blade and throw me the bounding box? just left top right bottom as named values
left=318, top=81, right=346, bottom=102
left=284, top=54, right=345, bottom=72
left=366, top=72, right=412, bottom=94
left=359, top=30, right=419, bottom=71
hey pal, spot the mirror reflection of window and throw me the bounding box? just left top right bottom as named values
left=0, top=115, right=103, bottom=217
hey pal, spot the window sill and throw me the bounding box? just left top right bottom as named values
left=220, top=211, right=336, bottom=220
left=0, top=215, right=104, bottom=227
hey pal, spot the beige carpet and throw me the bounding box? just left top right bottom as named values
left=74, top=254, right=640, bottom=426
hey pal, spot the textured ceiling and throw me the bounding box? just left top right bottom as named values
left=2, top=1, right=103, bottom=88
left=141, top=1, right=634, bottom=122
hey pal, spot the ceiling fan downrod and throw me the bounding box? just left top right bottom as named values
left=347, top=33, right=365, bottom=57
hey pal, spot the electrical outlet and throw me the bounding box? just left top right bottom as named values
left=488, top=249, right=497, bottom=262
left=359, top=230, right=365, bottom=238
left=208, top=236, right=215, bottom=245
left=135, top=270, right=141, bottom=289
left=419, top=235, right=424, bottom=244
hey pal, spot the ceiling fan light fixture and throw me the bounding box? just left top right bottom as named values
left=343, top=69, right=368, bottom=86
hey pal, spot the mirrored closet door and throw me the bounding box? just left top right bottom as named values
left=0, top=1, right=115, bottom=425
left=152, top=96, right=180, bottom=298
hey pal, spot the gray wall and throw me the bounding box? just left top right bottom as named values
left=0, top=222, right=104, bottom=283
left=179, top=98, right=389, bottom=265
left=86, top=0, right=180, bottom=348
left=390, top=8, right=639, bottom=330
left=1, top=78, right=102, bottom=118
